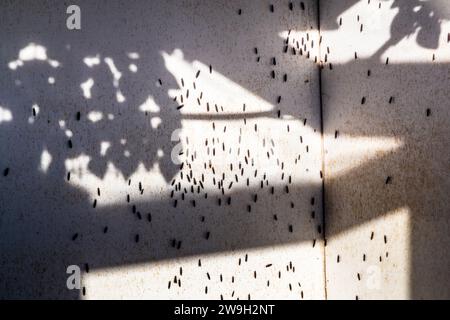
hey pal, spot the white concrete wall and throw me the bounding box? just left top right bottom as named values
left=321, top=0, right=450, bottom=299
left=0, top=0, right=325, bottom=299
left=1, top=0, right=449, bottom=300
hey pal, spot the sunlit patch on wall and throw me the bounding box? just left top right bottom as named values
left=82, top=240, right=323, bottom=299
left=64, top=154, right=168, bottom=206
left=0, top=106, right=13, bottom=123
left=150, top=117, right=162, bottom=129
left=39, top=149, right=52, bottom=174
left=87, top=111, right=103, bottom=123
left=326, top=207, right=411, bottom=299
left=277, top=29, right=321, bottom=63
left=116, top=91, right=126, bottom=103
left=325, top=135, right=403, bottom=178
left=139, top=96, right=160, bottom=113
left=160, top=47, right=324, bottom=193
left=161, top=49, right=274, bottom=115
left=127, top=52, right=140, bottom=60
left=104, top=57, right=126, bottom=103
left=81, top=78, right=94, bottom=99
left=65, top=130, right=73, bottom=138
left=129, top=64, right=138, bottom=73
left=100, top=141, right=111, bottom=156
left=83, top=55, right=101, bottom=68
left=8, top=43, right=60, bottom=70
left=318, top=0, right=450, bottom=64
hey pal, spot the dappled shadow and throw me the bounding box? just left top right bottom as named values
left=0, top=0, right=323, bottom=299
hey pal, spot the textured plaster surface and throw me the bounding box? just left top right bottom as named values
left=321, top=0, right=450, bottom=299
left=1, top=0, right=449, bottom=300
left=0, top=0, right=325, bottom=299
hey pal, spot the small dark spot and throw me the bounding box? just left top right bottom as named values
left=385, top=176, right=392, bottom=184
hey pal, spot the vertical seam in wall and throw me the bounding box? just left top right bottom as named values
left=316, top=0, right=328, bottom=300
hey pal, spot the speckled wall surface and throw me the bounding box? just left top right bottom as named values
left=1, top=0, right=449, bottom=300
left=0, top=1, right=325, bottom=299
left=321, top=0, right=450, bottom=299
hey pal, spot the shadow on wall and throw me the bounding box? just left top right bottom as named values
left=321, top=0, right=450, bottom=299
left=0, top=0, right=449, bottom=299
left=322, top=59, right=450, bottom=299
left=0, top=0, right=323, bottom=299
